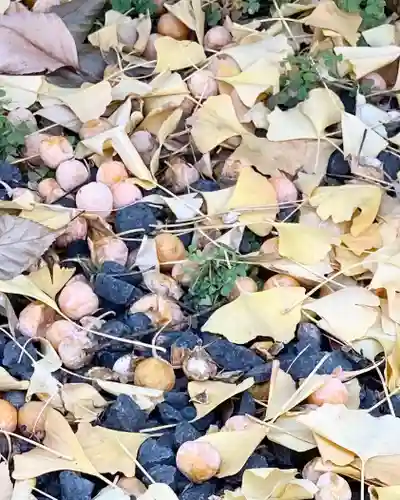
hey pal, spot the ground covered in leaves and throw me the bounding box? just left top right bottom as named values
left=1, top=0, right=400, bottom=498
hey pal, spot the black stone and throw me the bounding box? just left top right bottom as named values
left=180, top=483, right=217, bottom=500
left=327, top=149, right=351, bottom=181
left=378, top=150, right=400, bottom=183
left=243, top=454, right=270, bottom=470
left=157, top=402, right=185, bottom=424
left=190, top=179, right=219, bottom=192
left=164, top=391, right=190, bottom=409
left=279, top=350, right=353, bottom=380
left=146, top=465, right=178, bottom=489
left=36, top=473, right=61, bottom=499
left=206, top=339, right=264, bottom=371
left=94, top=350, right=127, bottom=368
left=156, top=432, right=176, bottom=449
left=65, top=239, right=90, bottom=259
left=237, top=391, right=256, bottom=416
left=123, top=312, right=152, bottom=338
left=0, top=161, right=22, bottom=188
left=138, top=438, right=175, bottom=467
left=173, top=331, right=201, bottom=350
left=192, top=411, right=217, bottom=431
left=338, top=89, right=356, bottom=114
left=3, top=391, right=26, bottom=409
left=180, top=405, right=197, bottom=421
left=277, top=205, right=300, bottom=223
left=57, top=196, right=76, bottom=208
left=2, top=339, right=37, bottom=379
left=296, top=322, right=322, bottom=352
left=174, top=421, right=201, bottom=448
left=94, top=273, right=139, bottom=305
left=114, top=203, right=157, bottom=249
left=246, top=362, right=273, bottom=383
left=179, top=232, right=193, bottom=249
left=102, top=394, right=147, bottom=432
left=59, top=471, right=94, bottom=500
left=101, top=261, right=142, bottom=286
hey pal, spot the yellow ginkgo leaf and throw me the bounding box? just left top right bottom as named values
left=309, top=184, right=382, bottom=237
left=299, top=88, right=343, bottom=136
left=303, top=287, right=380, bottom=342
left=370, top=485, right=400, bottom=500
left=190, top=94, right=248, bottom=153
left=334, top=46, right=400, bottom=79
left=226, top=166, right=277, bottom=236
left=341, top=223, right=382, bottom=256
left=275, top=223, right=340, bottom=265
left=29, top=264, right=75, bottom=299
left=165, top=0, right=204, bottom=43
left=267, top=107, right=317, bottom=141
left=62, top=81, right=112, bottom=122
left=216, top=58, right=280, bottom=107
left=201, top=287, right=305, bottom=344
left=301, top=0, right=361, bottom=45
left=154, top=37, right=206, bottom=72
left=341, top=112, right=388, bottom=158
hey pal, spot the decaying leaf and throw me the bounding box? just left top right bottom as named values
left=0, top=11, right=79, bottom=74
left=188, top=378, right=254, bottom=420
left=138, top=484, right=179, bottom=500
left=303, top=287, right=380, bottom=343
left=155, top=37, right=206, bottom=72
left=0, top=215, right=58, bottom=280
left=76, top=424, right=148, bottom=476
left=19, top=204, right=76, bottom=230
left=61, top=81, right=112, bottom=122
left=202, top=287, right=305, bottom=344
left=309, top=184, right=382, bottom=237
left=95, top=380, right=164, bottom=411
left=198, top=426, right=268, bottom=478
left=13, top=408, right=99, bottom=480
left=29, top=264, right=75, bottom=299
left=226, top=166, right=277, bottom=236
left=275, top=223, right=340, bottom=265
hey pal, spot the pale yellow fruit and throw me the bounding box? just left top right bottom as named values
left=157, top=13, right=189, bottom=40
left=0, top=400, right=18, bottom=432
left=134, top=358, right=176, bottom=391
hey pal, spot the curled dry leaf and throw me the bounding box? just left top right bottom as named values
left=75, top=423, right=148, bottom=477
left=0, top=11, right=78, bottom=74
left=303, top=287, right=380, bottom=343
left=13, top=407, right=99, bottom=480
left=0, top=215, right=58, bottom=280
left=96, top=379, right=164, bottom=411
left=226, top=166, right=277, bottom=236
left=62, top=383, right=107, bottom=422
left=309, top=184, right=382, bottom=237
left=155, top=37, right=206, bottom=72
left=28, top=264, right=75, bottom=299
left=275, top=223, right=340, bottom=265
left=188, top=378, right=254, bottom=420
left=202, top=287, right=305, bottom=344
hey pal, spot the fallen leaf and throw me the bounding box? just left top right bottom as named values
left=13, top=408, right=98, bottom=480
left=222, top=35, right=292, bottom=69
left=341, top=112, right=388, bottom=159
left=267, top=414, right=317, bottom=452
left=188, top=378, right=254, bottom=420
left=370, top=485, right=400, bottom=500
left=341, top=224, right=382, bottom=256
left=26, top=339, right=61, bottom=402
left=0, top=0, right=9, bottom=13
left=202, top=287, right=305, bottom=344
left=301, top=0, right=361, bottom=45
left=96, top=380, right=164, bottom=411
left=0, top=11, right=78, bottom=74
left=334, top=246, right=367, bottom=276
left=82, top=126, right=154, bottom=187
left=304, top=287, right=380, bottom=342
left=155, top=37, right=206, bottom=72
left=51, top=0, right=106, bottom=45
left=0, top=367, right=28, bottom=391
left=267, top=107, right=317, bottom=141
left=19, top=204, right=75, bottom=230
left=198, top=426, right=268, bottom=478
left=275, top=223, right=340, bottom=265
left=76, top=423, right=148, bottom=476
left=94, top=485, right=130, bottom=500
left=334, top=46, right=400, bottom=79
left=226, top=166, right=277, bottom=236
left=143, top=72, right=188, bottom=116
left=0, top=215, right=57, bottom=280
left=0, top=292, right=18, bottom=333
left=362, top=24, right=396, bottom=47
left=62, top=81, right=112, bottom=122
left=111, top=76, right=151, bottom=102
left=149, top=108, right=182, bottom=174
left=309, top=184, right=382, bottom=237
left=29, top=264, right=75, bottom=299
left=216, top=59, right=280, bottom=107
left=0, top=462, right=13, bottom=500
left=190, top=94, right=248, bottom=153
left=202, top=187, right=235, bottom=216
left=133, top=235, right=159, bottom=272
left=62, top=384, right=107, bottom=422
left=87, top=9, right=122, bottom=51
left=35, top=104, right=82, bottom=133
left=299, top=404, right=400, bottom=464
left=137, top=484, right=179, bottom=500
left=0, top=75, right=43, bottom=110
left=299, top=88, right=343, bottom=136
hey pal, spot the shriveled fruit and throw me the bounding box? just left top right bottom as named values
left=222, top=415, right=253, bottom=431
left=143, top=33, right=161, bottom=60
left=228, top=277, right=257, bottom=301
left=37, top=178, right=66, bottom=204
left=315, top=472, right=351, bottom=500
left=188, top=70, right=218, bottom=99
left=204, top=26, right=232, bottom=51
left=111, top=180, right=143, bottom=209
left=263, top=274, right=300, bottom=290
left=89, top=236, right=129, bottom=266
left=55, top=216, right=88, bottom=248
left=18, top=302, right=56, bottom=338
left=39, top=136, right=74, bottom=169
left=58, top=280, right=99, bottom=320
left=134, top=358, right=176, bottom=391
left=45, top=319, right=84, bottom=350
left=176, top=441, right=221, bottom=483
left=0, top=399, right=18, bottom=432
left=18, top=401, right=48, bottom=439
left=155, top=233, right=186, bottom=270
left=269, top=173, right=298, bottom=205
left=157, top=13, right=189, bottom=40
left=182, top=347, right=218, bottom=381
left=164, top=157, right=199, bottom=193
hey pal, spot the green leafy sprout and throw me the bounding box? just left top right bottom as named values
left=186, top=245, right=250, bottom=308
left=337, top=0, right=386, bottom=29
left=0, top=90, right=30, bottom=162
left=111, top=0, right=157, bottom=15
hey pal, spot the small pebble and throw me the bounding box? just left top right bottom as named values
left=102, top=394, right=147, bottom=432
left=138, top=438, right=175, bottom=467
left=59, top=471, right=94, bottom=500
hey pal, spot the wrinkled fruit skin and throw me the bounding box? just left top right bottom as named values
left=134, top=358, right=176, bottom=391
left=176, top=440, right=221, bottom=483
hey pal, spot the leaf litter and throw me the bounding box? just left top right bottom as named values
left=1, top=0, right=400, bottom=498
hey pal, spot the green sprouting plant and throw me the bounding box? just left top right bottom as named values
left=337, top=0, right=385, bottom=29
left=242, top=0, right=261, bottom=15
left=205, top=5, right=222, bottom=26
left=186, top=245, right=249, bottom=308
left=273, top=51, right=343, bottom=107
left=0, top=91, right=29, bottom=162
left=111, top=0, right=157, bottom=15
